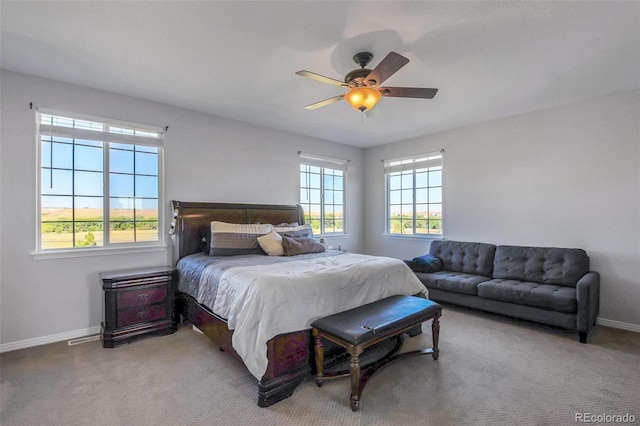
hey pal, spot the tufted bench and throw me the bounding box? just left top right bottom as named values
left=311, top=295, right=442, bottom=411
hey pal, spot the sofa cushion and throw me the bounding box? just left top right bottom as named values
left=429, top=240, right=496, bottom=276
left=493, top=245, right=589, bottom=288
left=415, top=271, right=490, bottom=295
left=477, top=279, right=577, bottom=313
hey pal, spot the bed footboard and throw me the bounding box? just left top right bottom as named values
left=176, top=292, right=315, bottom=406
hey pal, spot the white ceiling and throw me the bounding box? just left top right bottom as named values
left=2, top=1, right=639, bottom=148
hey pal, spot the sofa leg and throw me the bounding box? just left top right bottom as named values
left=579, top=331, right=587, bottom=344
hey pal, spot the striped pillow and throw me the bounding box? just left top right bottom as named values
left=209, top=221, right=273, bottom=256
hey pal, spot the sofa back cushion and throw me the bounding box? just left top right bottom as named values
left=429, top=240, right=497, bottom=276
left=493, top=245, right=589, bottom=287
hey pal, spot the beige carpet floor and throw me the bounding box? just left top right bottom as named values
left=1, top=305, right=639, bottom=426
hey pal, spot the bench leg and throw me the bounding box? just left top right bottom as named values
left=432, top=313, right=440, bottom=360
left=313, top=329, right=324, bottom=387
left=350, top=354, right=361, bottom=411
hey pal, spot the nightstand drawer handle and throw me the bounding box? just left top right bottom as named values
left=137, top=294, right=149, bottom=302
left=138, top=311, right=149, bottom=320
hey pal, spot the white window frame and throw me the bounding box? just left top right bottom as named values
left=299, top=152, right=348, bottom=236
left=34, top=108, right=165, bottom=255
left=384, top=151, right=443, bottom=238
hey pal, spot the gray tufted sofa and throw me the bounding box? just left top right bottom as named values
left=410, top=240, right=600, bottom=343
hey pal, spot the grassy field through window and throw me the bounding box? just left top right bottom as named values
left=41, top=208, right=158, bottom=249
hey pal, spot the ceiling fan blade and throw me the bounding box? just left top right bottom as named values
left=303, top=94, right=345, bottom=110
left=379, top=87, right=438, bottom=99
left=295, top=70, right=348, bottom=88
left=364, top=52, right=409, bottom=87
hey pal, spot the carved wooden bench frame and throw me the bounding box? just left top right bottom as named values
left=312, top=302, right=441, bottom=411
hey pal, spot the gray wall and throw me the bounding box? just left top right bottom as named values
left=363, top=90, right=640, bottom=328
left=1, top=70, right=638, bottom=349
left=0, top=71, right=364, bottom=348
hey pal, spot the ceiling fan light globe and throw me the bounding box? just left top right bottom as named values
left=345, top=87, right=381, bottom=112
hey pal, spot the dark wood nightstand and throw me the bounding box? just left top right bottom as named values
left=100, top=265, right=177, bottom=348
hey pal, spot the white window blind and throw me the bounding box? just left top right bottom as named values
left=299, top=152, right=348, bottom=171
left=383, top=152, right=442, bottom=173
left=37, top=108, right=164, bottom=147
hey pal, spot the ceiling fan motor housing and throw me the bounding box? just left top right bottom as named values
left=346, top=52, right=376, bottom=86
left=344, top=68, right=372, bottom=86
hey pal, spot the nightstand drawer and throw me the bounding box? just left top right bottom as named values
left=117, top=286, right=167, bottom=309
left=117, top=304, right=167, bottom=328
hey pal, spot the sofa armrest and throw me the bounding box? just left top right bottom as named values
left=576, top=271, right=600, bottom=333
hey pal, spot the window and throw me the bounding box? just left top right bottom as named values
left=385, top=151, right=443, bottom=236
left=299, top=153, right=347, bottom=235
left=37, top=109, right=164, bottom=251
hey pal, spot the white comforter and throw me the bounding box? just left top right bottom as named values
left=207, top=252, right=427, bottom=379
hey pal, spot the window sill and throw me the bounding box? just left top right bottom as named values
left=382, top=234, right=444, bottom=240
left=319, top=234, right=350, bottom=239
left=31, top=244, right=167, bottom=260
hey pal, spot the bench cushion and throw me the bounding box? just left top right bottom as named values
left=311, top=295, right=442, bottom=346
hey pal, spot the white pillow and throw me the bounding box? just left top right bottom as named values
left=257, top=229, right=284, bottom=256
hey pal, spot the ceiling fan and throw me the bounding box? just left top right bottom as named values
left=295, top=51, right=438, bottom=113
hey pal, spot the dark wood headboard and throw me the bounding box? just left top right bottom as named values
left=169, top=201, right=305, bottom=264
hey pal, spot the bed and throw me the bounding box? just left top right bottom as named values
left=170, top=200, right=427, bottom=407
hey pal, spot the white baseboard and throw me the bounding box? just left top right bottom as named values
left=1, top=318, right=637, bottom=353
left=0, top=326, right=101, bottom=353
left=596, top=317, right=640, bottom=333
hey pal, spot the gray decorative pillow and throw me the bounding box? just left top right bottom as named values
left=274, top=222, right=299, bottom=227
left=281, top=236, right=325, bottom=256
left=410, top=254, right=442, bottom=273
left=275, top=223, right=313, bottom=239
